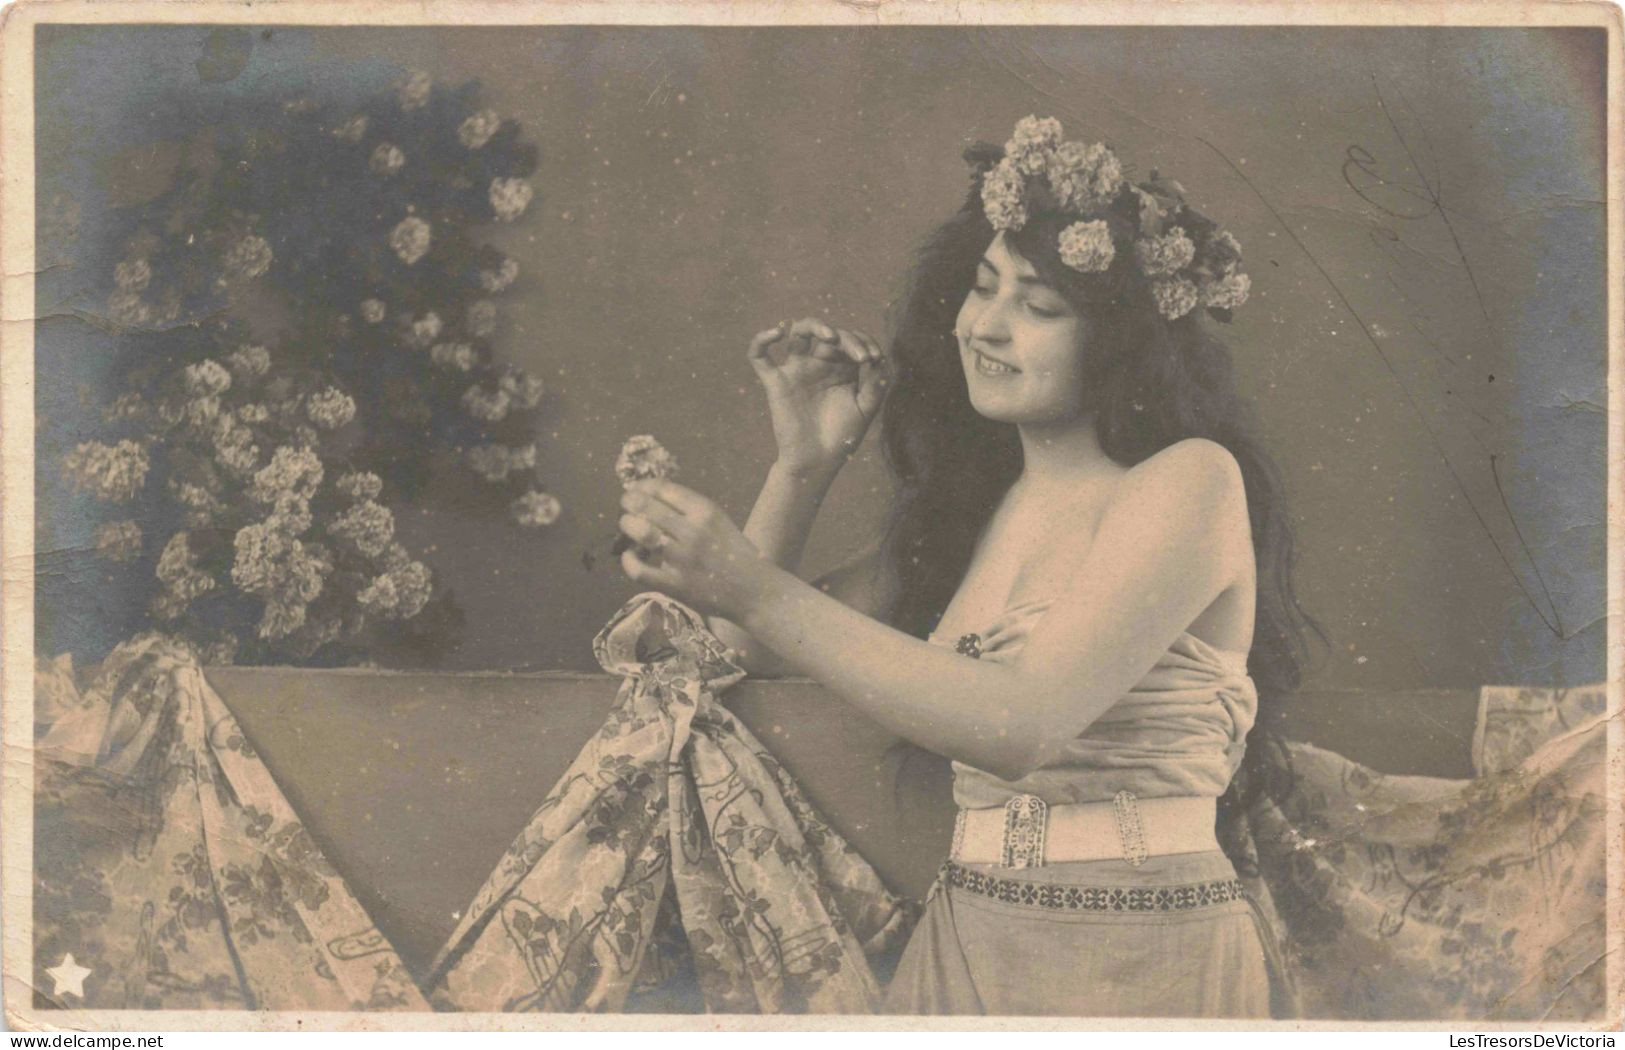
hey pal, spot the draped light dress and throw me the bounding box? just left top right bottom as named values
left=883, top=597, right=1285, bottom=1018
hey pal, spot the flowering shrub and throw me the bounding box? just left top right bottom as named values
left=71, top=69, right=565, bottom=665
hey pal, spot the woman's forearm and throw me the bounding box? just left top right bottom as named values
left=705, top=460, right=841, bottom=672
left=736, top=564, right=1071, bottom=779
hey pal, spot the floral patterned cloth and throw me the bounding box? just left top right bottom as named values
left=32, top=614, right=1607, bottom=1019
left=1227, top=683, right=1608, bottom=1021
left=426, top=592, right=916, bottom=1012
left=31, top=635, right=429, bottom=1010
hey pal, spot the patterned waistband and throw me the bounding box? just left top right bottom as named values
left=940, top=860, right=1248, bottom=913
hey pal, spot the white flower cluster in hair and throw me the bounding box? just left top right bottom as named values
left=489, top=178, right=534, bottom=223
left=224, top=234, right=274, bottom=279
left=1204, top=273, right=1251, bottom=311
left=184, top=359, right=232, bottom=397
left=237, top=402, right=270, bottom=425
left=329, top=500, right=396, bottom=558
left=250, top=445, right=324, bottom=505
left=1004, top=115, right=1064, bottom=176
left=370, top=143, right=406, bottom=177
left=360, top=298, right=387, bottom=324
left=1151, top=278, right=1200, bottom=322
left=335, top=471, right=384, bottom=502
left=462, top=384, right=510, bottom=422
left=406, top=311, right=444, bottom=349
left=478, top=258, right=520, bottom=293
left=357, top=559, right=432, bottom=620
left=65, top=440, right=149, bottom=501
left=467, top=442, right=536, bottom=482
left=459, top=109, right=502, bottom=150
left=391, top=216, right=432, bottom=266
left=93, top=520, right=143, bottom=562
left=332, top=114, right=369, bottom=143
left=979, top=159, right=1027, bottom=232
left=511, top=490, right=561, bottom=528
left=497, top=367, right=544, bottom=410
left=227, top=344, right=271, bottom=382
left=1057, top=220, right=1115, bottom=273
left=432, top=342, right=476, bottom=372
left=1048, top=141, right=1123, bottom=215
left=615, top=434, right=678, bottom=485
left=306, top=386, right=356, bottom=430
left=396, top=70, right=433, bottom=111
left=1134, top=226, right=1196, bottom=278
left=467, top=300, right=498, bottom=338
left=114, top=258, right=151, bottom=292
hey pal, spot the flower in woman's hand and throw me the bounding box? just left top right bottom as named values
left=616, top=478, right=767, bottom=620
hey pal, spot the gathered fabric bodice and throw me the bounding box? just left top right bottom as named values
left=928, top=597, right=1259, bottom=809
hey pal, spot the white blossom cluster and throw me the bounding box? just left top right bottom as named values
left=391, top=216, right=432, bottom=266
left=329, top=500, right=396, bottom=558
left=306, top=387, right=357, bottom=430
left=396, top=70, right=433, bottom=111
left=231, top=522, right=333, bottom=640
left=461, top=384, right=511, bottom=422
left=332, top=114, right=369, bottom=143
left=227, top=344, right=271, bottom=382
left=152, top=532, right=217, bottom=620
left=511, top=490, right=561, bottom=528
left=93, top=520, right=143, bottom=562
left=488, top=178, right=533, bottom=223
left=360, top=298, right=387, bottom=324
left=357, top=556, right=432, bottom=620
left=615, top=435, right=678, bottom=485
left=478, top=258, right=520, bottom=293
left=369, top=143, right=406, bottom=177
left=432, top=342, right=476, bottom=372
left=223, top=234, right=274, bottom=280
left=497, top=367, right=544, bottom=410
left=1057, top=220, right=1115, bottom=274
left=250, top=445, right=324, bottom=505
left=466, top=442, right=536, bottom=482
left=64, top=440, right=150, bottom=501
left=458, top=109, right=502, bottom=150
left=336, top=471, right=384, bottom=502
left=405, top=312, right=443, bottom=349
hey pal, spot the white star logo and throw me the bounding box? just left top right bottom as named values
left=45, top=953, right=92, bottom=999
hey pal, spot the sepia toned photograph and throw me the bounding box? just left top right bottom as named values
left=1, top=0, right=1619, bottom=1032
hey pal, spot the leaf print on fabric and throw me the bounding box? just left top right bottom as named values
left=427, top=592, right=915, bottom=1013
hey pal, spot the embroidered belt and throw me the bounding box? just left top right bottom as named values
left=940, top=859, right=1248, bottom=913
left=950, top=791, right=1219, bottom=869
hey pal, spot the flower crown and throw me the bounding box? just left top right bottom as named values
left=975, top=116, right=1251, bottom=322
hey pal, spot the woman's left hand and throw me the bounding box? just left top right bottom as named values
left=618, top=479, right=772, bottom=620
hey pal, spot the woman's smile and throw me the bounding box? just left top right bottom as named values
left=972, top=348, right=1021, bottom=377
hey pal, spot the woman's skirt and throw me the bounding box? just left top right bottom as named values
left=883, top=849, right=1279, bottom=1017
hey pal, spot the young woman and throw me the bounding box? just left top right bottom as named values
left=614, top=117, right=1320, bottom=1017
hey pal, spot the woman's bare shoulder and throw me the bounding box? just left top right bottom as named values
left=1112, top=438, right=1247, bottom=524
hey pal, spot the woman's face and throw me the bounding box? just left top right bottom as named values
left=954, top=233, right=1091, bottom=425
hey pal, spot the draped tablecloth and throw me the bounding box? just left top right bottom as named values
left=30, top=594, right=1611, bottom=1019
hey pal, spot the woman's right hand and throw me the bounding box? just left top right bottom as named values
left=748, top=317, right=892, bottom=477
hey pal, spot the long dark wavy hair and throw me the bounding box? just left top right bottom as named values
left=875, top=144, right=1329, bottom=840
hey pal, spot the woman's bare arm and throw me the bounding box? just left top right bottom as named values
left=704, top=459, right=862, bottom=676
left=732, top=439, right=1252, bottom=779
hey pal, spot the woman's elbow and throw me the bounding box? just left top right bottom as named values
left=977, top=735, right=1055, bottom=783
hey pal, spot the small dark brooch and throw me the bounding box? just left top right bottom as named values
left=954, top=633, right=983, bottom=659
